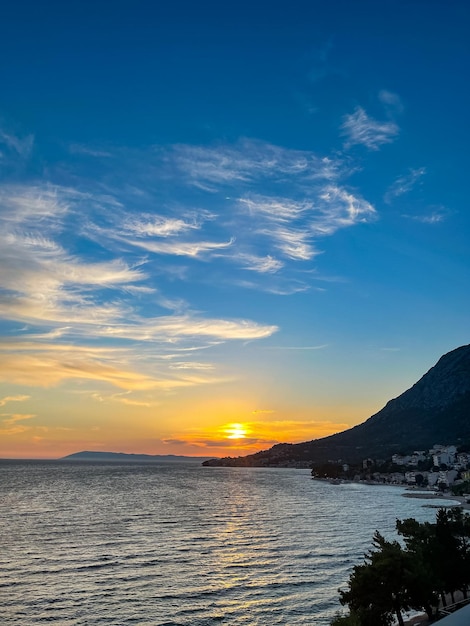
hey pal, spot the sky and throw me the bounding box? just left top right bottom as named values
left=0, top=0, right=469, bottom=459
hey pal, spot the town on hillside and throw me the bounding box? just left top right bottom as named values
left=311, top=444, right=470, bottom=495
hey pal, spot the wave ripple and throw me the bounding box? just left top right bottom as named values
left=1, top=461, right=439, bottom=625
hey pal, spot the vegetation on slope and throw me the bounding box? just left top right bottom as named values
left=331, top=508, right=470, bottom=626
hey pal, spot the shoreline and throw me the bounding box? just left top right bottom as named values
left=313, top=478, right=470, bottom=510
left=402, top=490, right=470, bottom=510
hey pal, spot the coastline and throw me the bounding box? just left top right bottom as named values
left=312, top=477, right=470, bottom=510
left=402, top=491, right=470, bottom=510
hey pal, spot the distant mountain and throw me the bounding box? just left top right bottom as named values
left=61, top=451, right=216, bottom=463
left=203, top=344, right=470, bottom=467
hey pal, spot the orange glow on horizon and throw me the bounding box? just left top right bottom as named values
left=0, top=391, right=357, bottom=459
left=223, top=423, right=250, bottom=439
left=0, top=417, right=354, bottom=459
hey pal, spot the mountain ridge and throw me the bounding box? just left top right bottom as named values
left=61, top=451, right=216, bottom=463
left=203, top=344, right=470, bottom=467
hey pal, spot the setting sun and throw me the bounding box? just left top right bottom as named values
left=224, top=423, right=250, bottom=439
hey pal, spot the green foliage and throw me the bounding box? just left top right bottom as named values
left=330, top=611, right=362, bottom=625
left=339, top=532, right=409, bottom=626
left=333, top=508, right=470, bottom=626
left=311, top=462, right=343, bottom=479
left=416, top=458, right=433, bottom=471
left=452, top=480, right=470, bottom=496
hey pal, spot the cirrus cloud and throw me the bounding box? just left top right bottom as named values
left=341, top=106, right=399, bottom=150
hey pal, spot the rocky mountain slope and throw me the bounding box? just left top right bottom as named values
left=203, top=344, right=470, bottom=467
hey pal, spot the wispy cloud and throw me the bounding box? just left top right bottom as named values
left=113, top=397, right=153, bottom=407
left=0, top=413, right=36, bottom=435
left=238, top=195, right=318, bottom=260
left=122, top=237, right=235, bottom=258
left=168, top=139, right=340, bottom=190
left=384, top=167, right=426, bottom=203
left=1, top=413, right=36, bottom=425
left=123, top=214, right=203, bottom=237
left=378, top=90, right=404, bottom=114
left=402, top=207, right=449, bottom=224
left=33, top=314, right=275, bottom=343
left=270, top=227, right=317, bottom=260
left=236, top=253, right=284, bottom=273
left=417, top=213, right=446, bottom=224
left=0, top=128, right=34, bottom=158
left=169, top=362, right=215, bottom=370
left=0, top=184, right=71, bottom=225
left=315, top=186, right=376, bottom=233
left=90, top=391, right=158, bottom=407
left=239, top=196, right=311, bottom=222
left=341, top=106, right=399, bottom=150
left=69, top=144, right=112, bottom=158
left=237, top=188, right=375, bottom=264
left=0, top=395, right=30, bottom=407
left=0, top=342, right=227, bottom=391
left=0, top=133, right=378, bottom=396
left=0, top=183, right=268, bottom=366
left=0, top=307, right=277, bottom=391
left=67, top=139, right=375, bottom=294
left=136, top=316, right=278, bottom=340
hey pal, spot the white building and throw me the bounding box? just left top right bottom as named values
left=405, top=471, right=416, bottom=484
left=427, top=472, right=439, bottom=487
left=433, top=445, right=457, bottom=467
left=437, top=469, right=458, bottom=487
left=392, top=454, right=412, bottom=466
left=409, top=451, right=426, bottom=466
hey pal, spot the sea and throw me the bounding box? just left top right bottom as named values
left=0, top=460, right=457, bottom=626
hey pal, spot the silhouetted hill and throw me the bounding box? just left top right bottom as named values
left=203, top=344, right=470, bottom=467
left=61, top=451, right=215, bottom=463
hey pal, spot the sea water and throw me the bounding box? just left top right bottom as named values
left=0, top=460, right=452, bottom=625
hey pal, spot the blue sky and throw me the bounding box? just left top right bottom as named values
left=0, top=0, right=469, bottom=458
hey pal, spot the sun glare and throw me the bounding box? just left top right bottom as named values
left=224, top=423, right=249, bottom=439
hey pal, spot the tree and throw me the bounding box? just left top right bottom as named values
left=396, top=516, right=441, bottom=616
left=452, top=480, right=470, bottom=496
left=339, top=532, right=410, bottom=626
left=330, top=611, right=362, bottom=625
left=429, top=508, right=466, bottom=603
left=436, top=507, right=470, bottom=599
left=401, top=547, right=439, bottom=619
left=332, top=509, right=470, bottom=625
left=414, top=473, right=425, bottom=486
left=397, top=508, right=470, bottom=609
